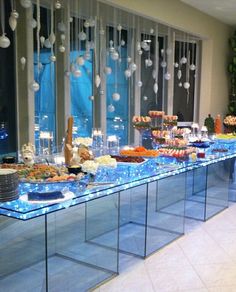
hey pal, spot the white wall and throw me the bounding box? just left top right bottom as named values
left=104, top=0, right=233, bottom=124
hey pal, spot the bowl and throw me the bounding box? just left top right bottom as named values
left=67, top=165, right=82, bottom=175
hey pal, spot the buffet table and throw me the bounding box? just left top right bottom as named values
left=0, top=150, right=235, bottom=291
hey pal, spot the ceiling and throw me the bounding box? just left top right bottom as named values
left=180, top=0, right=236, bottom=26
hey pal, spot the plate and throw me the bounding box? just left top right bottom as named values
left=0, top=169, right=17, bottom=175
left=117, top=159, right=147, bottom=166
left=20, top=191, right=75, bottom=204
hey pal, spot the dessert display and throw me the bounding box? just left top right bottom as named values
left=111, top=155, right=145, bottom=163
left=132, top=116, right=151, bottom=130
left=152, top=130, right=169, bottom=145
left=223, top=115, right=236, bottom=132
left=148, top=111, right=165, bottom=118
left=163, top=115, right=178, bottom=127
left=165, top=138, right=188, bottom=147
left=120, top=146, right=159, bottom=157
left=158, top=146, right=196, bottom=159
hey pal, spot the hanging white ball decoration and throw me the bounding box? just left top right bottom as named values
left=150, top=28, right=154, bottom=34
left=49, top=33, right=56, bottom=45
left=153, top=83, right=158, bottom=94
left=136, top=42, right=141, bottom=51
left=0, top=34, right=11, bottom=48
left=109, top=46, right=115, bottom=53
left=190, top=64, right=196, bottom=71
left=44, top=39, right=51, bottom=48
left=60, top=34, right=66, bottom=42
left=127, top=57, right=132, bottom=63
left=145, top=59, right=153, bottom=67
left=180, top=57, right=187, bottom=64
left=137, top=81, right=143, bottom=87
left=112, top=93, right=120, bottom=101
left=177, top=69, right=182, bottom=80
left=95, top=75, right=101, bottom=88
left=164, top=72, right=171, bottom=80
left=55, top=1, right=62, bottom=9
left=104, top=67, right=112, bottom=75
left=76, top=56, right=85, bottom=66
left=58, top=21, right=66, bottom=32
left=184, top=82, right=190, bottom=89
left=89, top=95, right=94, bottom=101
left=174, top=62, right=179, bottom=68
left=108, top=104, right=115, bottom=112
left=9, top=16, right=17, bottom=31
left=20, top=0, right=32, bottom=9
left=141, top=41, right=148, bottom=50
left=29, top=80, right=40, bottom=92
left=160, top=61, right=167, bottom=68
left=78, top=31, right=87, bottom=41
left=11, top=10, right=19, bottom=19
left=20, top=57, right=26, bottom=70
left=138, top=50, right=143, bottom=55
left=84, top=20, right=90, bottom=28
left=143, top=44, right=150, bottom=51
left=50, top=55, right=56, bottom=62
left=59, top=45, right=65, bottom=53
left=117, top=24, right=122, bottom=31
left=129, top=62, right=137, bottom=72
left=89, top=19, right=96, bottom=27
left=30, top=18, right=37, bottom=29
left=124, top=69, right=132, bottom=78
left=120, top=40, right=125, bottom=46
left=178, top=82, right=182, bottom=87
left=111, top=51, right=119, bottom=60
left=70, top=17, right=73, bottom=23
left=143, top=96, right=148, bottom=101
left=161, top=49, right=164, bottom=56
left=40, top=36, right=45, bottom=48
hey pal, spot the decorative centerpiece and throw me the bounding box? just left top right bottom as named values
left=132, top=116, right=151, bottom=145
left=151, top=130, right=169, bottom=148
left=223, top=115, right=236, bottom=133
left=163, top=115, right=178, bottom=130
left=148, top=110, right=165, bottom=129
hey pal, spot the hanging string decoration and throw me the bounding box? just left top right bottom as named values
left=0, top=0, right=11, bottom=48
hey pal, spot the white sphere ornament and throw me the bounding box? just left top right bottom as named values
left=11, top=10, right=19, bottom=19
left=164, top=72, right=171, bottom=80
left=108, top=104, right=115, bottom=112
left=60, top=34, right=66, bottom=42
left=153, top=83, right=158, bottom=94
left=127, top=57, right=132, bottom=63
left=117, top=24, right=122, bottom=31
left=73, top=69, right=82, bottom=78
left=59, top=45, right=65, bottom=53
left=84, top=20, right=90, bottom=28
left=9, top=16, right=17, bottom=31
left=144, top=44, right=150, bottom=51
left=20, top=57, right=26, bottom=70
left=78, top=31, right=87, bottom=41
left=190, top=64, right=196, bottom=71
left=76, top=56, right=85, bottom=66
left=0, top=34, right=10, bottom=48
left=95, top=75, right=101, bottom=88
left=30, top=18, right=37, bottom=29
left=124, top=69, right=132, bottom=79
left=174, top=62, right=179, bottom=68
left=50, top=55, right=56, bottom=62
left=44, top=39, right=51, bottom=48
left=184, top=82, right=190, bottom=89
left=150, top=28, right=154, bottom=34
left=89, top=95, right=94, bottom=101
left=89, top=19, right=96, bottom=27
left=111, top=51, right=119, bottom=60
left=69, top=17, right=73, bottom=23
left=180, top=57, right=187, bottom=64
left=104, top=67, right=112, bottom=75
left=129, top=62, right=137, bottom=72
left=137, top=81, right=143, bottom=87
left=112, top=93, right=120, bottom=101
left=178, top=82, right=182, bottom=87
left=177, top=69, right=182, bottom=80
left=145, top=59, right=153, bottom=67
left=40, top=36, right=45, bottom=48
left=143, top=96, right=148, bottom=101
left=29, top=81, right=40, bottom=92
left=20, top=0, right=32, bottom=9
left=49, top=33, right=56, bottom=45
left=121, top=40, right=125, bottom=46
left=55, top=1, right=62, bottom=9
left=58, top=21, right=66, bottom=32
left=138, top=50, right=143, bottom=55
left=160, top=61, right=167, bottom=68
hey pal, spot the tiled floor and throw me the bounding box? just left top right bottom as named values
left=94, top=202, right=236, bottom=292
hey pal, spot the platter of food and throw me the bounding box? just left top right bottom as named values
left=120, top=146, right=159, bottom=157
left=111, top=155, right=147, bottom=165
